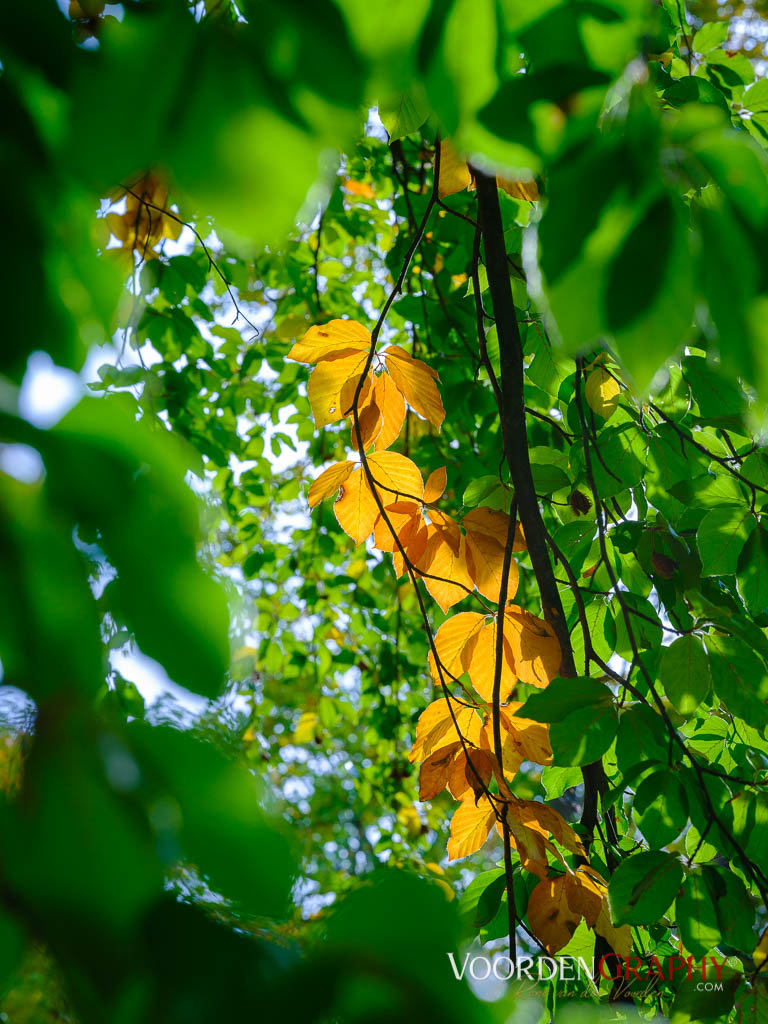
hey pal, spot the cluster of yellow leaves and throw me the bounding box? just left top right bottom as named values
left=438, top=140, right=539, bottom=203
left=105, top=172, right=182, bottom=260
left=293, top=314, right=610, bottom=960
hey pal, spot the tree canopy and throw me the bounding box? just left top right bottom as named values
left=2, top=1, right=768, bottom=1022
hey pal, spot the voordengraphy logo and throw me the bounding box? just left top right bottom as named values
left=447, top=953, right=730, bottom=989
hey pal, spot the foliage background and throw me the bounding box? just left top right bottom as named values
left=3, top=0, right=768, bottom=1021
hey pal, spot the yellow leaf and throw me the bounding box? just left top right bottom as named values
left=479, top=716, right=524, bottom=779
left=275, top=314, right=308, bottom=342
left=409, top=699, right=483, bottom=763
left=419, top=530, right=473, bottom=613
left=463, top=621, right=517, bottom=703
left=504, top=812, right=552, bottom=879
left=493, top=704, right=552, bottom=765
left=424, top=466, right=447, bottom=504
left=384, top=345, right=445, bottom=430
left=373, top=499, right=421, bottom=553
left=397, top=803, right=423, bottom=838
left=595, top=900, right=632, bottom=958
left=307, top=352, right=369, bottom=428
left=392, top=518, right=429, bottom=578
left=512, top=798, right=585, bottom=857
left=372, top=372, right=406, bottom=450
left=308, top=460, right=356, bottom=509
left=465, top=529, right=519, bottom=603
left=351, top=397, right=383, bottom=451
left=754, top=926, right=768, bottom=969
left=504, top=606, right=562, bottom=687
left=448, top=748, right=497, bottom=802
left=565, top=868, right=604, bottom=929
left=293, top=711, right=319, bottom=744
left=419, top=742, right=462, bottom=800
left=368, top=450, right=424, bottom=503
left=438, top=139, right=473, bottom=198
left=287, top=318, right=370, bottom=364
left=528, top=876, right=582, bottom=954
left=497, top=177, right=539, bottom=202
left=585, top=366, right=620, bottom=420
left=334, top=467, right=378, bottom=544
left=447, top=795, right=496, bottom=860
left=427, top=611, right=486, bottom=685
left=463, top=507, right=525, bottom=551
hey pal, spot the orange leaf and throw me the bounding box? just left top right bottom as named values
left=427, top=611, right=486, bottom=685
left=423, top=466, right=447, bottom=504
left=409, top=699, right=483, bottom=763
left=308, top=460, right=356, bottom=509
left=307, top=352, right=369, bottom=428
left=419, top=530, right=473, bottom=613
left=504, top=606, right=562, bottom=687
left=528, top=876, right=581, bottom=954
left=447, top=795, right=496, bottom=860
left=351, top=398, right=383, bottom=451
left=372, top=372, right=406, bottom=450
left=373, top=501, right=420, bottom=553
left=419, top=742, right=461, bottom=800
left=504, top=812, right=552, bottom=879
left=384, top=345, right=445, bottom=430
left=343, top=178, right=376, bottom=199
left=334, top=467, right=378, bottom=544
left=479, top=715, right=524, bottom=779
left=367, top=450, right=424, bottom=503
left=511, top=798, right=585, bottom=857
left=287, top=318, right=370, bottom=364
left=463, top=621, right=517, bottom=703
left=448, top=748, right=496, bottom=802
left=462, top=507, right=525, bottom=550
left=465, top=529, right=519, bottom=603
left=438, top=139, right=472, bottom=198
left=392, top=518, right=429, bottom=578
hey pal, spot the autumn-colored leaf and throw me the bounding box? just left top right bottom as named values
left=497, top=176, right=539, bottom=202
left=287, top=318, right=371, bottom=364
left=334, top=467, right=378, bottom=544
left=463, top=621, right=517, bottom=703
left=427, top=611, right=486, bottom=685
left=465, top=528, right=519, bottom=603
left=447, top=795, right=496, bottom=860
left=504, top=606, right=562, bottom=687
left=504, top=812, right=552, bottom=879
left=423, top=466, right=447, bottom=504
left=585, top=366, right=620, bottom=420
left=438, top=139, right=473, bottom=197
left=753, top=925, right=768, bottom=969
left=448, top=748, right=496, bottom=802
left=565, top=868, right=603, bottom=929
left=511, top=798, right=585, bottom=857
left=351, top=397, right=383, bottom=451
left=372, top=372, right=407, bottom=450
left=384, top=345, right=445, bottom=430
left=308, top=460, right=356, bottom=509
left=373, top=500, right=421, bottom=553
left=307, top=352, right=370, bottom=428
left=494, top=705, right=552, bottom=765
left=594, top=900, right=632, bottom=958
left=419, top=742, right=461, bottom=800
left=392, top=518, right=430, bottom=577
left=342, top=178, right=376, bottom=199
left=479, top=715, right=524, bottom=779
left=419, top=529, right=473, bottom=613
left=367, top=450, right=424, bottom=503
left=528, top=875, right=582, bottom=954
left=409, top=699, right=482, bottom=764
left=462, top=507, right=525, bottom=551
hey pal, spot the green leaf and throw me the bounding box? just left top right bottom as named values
left=692, top=22, right=729, bottom=55
left=459, top=869, right=507, bottom=929
left=608, top=850, right=683, bottom=926
left=697, top=507, right=755, bottom=576
left=633, top=768, right=689, bottom=849
left=549, top=701, right=618, bottom=766
left=660, top=635, right=711, bottom=716
left=516, top=676, right=614, bottom=723
left=379, top=88, right=431, bottom=141
left=707, top=633, right=768, bottom=728
left=677, top=868, right=722, bottom=958
left=737, top=524, right=768, bottom=614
